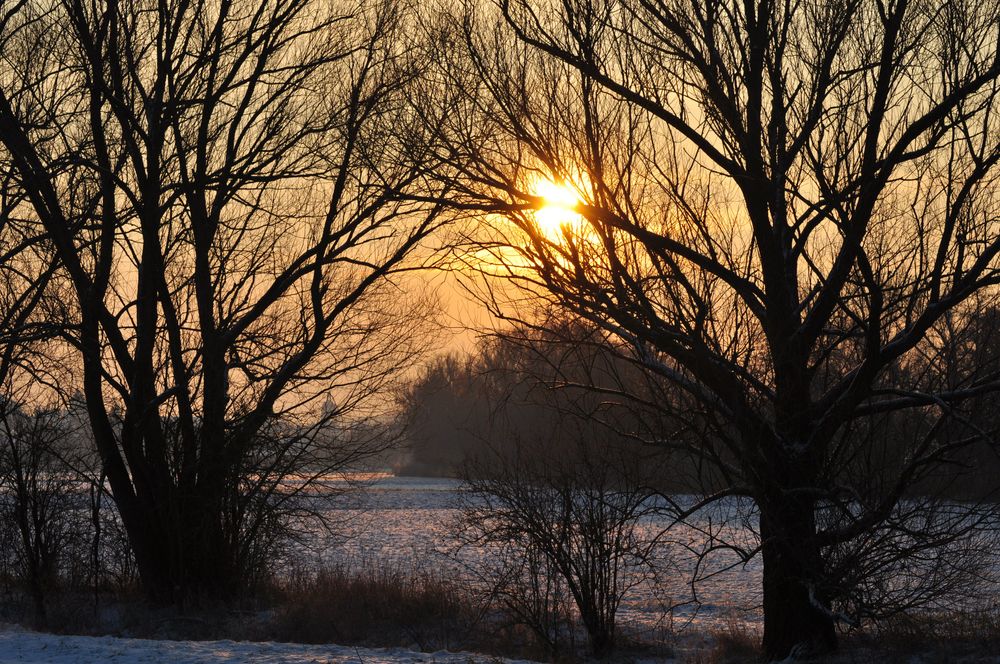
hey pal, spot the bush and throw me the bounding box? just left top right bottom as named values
left=457, top=432, right=665, bottom=658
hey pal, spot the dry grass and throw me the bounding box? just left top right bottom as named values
left=0, top=560, right=620, bottom=661
left=842, top=609, right=1000, bottom=663
left=682, top=614, right=761, bottom=664
left=266, top=560, right=673, bottom=662
left=266, top=559, right=490, bottom=652
left=680, top=610, right=1000, bottom=664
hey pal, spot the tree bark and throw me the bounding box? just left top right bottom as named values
left=759, top=494, right=837, bottom=660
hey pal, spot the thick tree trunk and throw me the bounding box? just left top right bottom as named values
left=115, top=499, right=174, bottom=603
left=125, top=517, right=238, bottom=604
left=184, top=491, right=238, bottom=601
left=114, top=484, right=237, bottom=605
left=759, top=494, right=837, bottom=660
left=578, top=604, right=614, bottom=657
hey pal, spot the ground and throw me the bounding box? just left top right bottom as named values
left=0, top=626, right=537, bottom=664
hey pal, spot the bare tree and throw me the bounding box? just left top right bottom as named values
left=0, top=0, right=443, bottom=603
left=404, top=323, right=667, bottom=656
left=416, top=0, right=1000, bottom=657
left=0, top=404, right=78, bottom=627
left=460, top=430, right=663, bottom=657
left=0, top=69, right=69, bottom=625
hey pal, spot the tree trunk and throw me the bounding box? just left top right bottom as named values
left=116, top=502, right=173, bottom=604
left=579, top=605, right=614, bottom=657
left=114, top=486, right=237, bottom=605
left=759, top=494, right=837, bottom=660
left=184, top=490, right=238, bottom=601
left=28, top=575, right=46, bottom=629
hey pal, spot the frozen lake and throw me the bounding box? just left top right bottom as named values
left=307, top=474, right=764, bottom=636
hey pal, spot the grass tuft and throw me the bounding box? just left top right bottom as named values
left=267, top=559, right=488, bottom=653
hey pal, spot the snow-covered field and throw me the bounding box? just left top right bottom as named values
left=9, top=476, right=1000, bottom=663
left=316, top=475, right=763, bottom=633
left=0, top=626, right=538, bottom=664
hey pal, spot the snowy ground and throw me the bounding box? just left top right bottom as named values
left=319, top=475, right=763, bottom=632
left=0, top=626, right=538, bottom=664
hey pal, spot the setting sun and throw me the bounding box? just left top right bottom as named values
left=531, top=178, right=584, bottom=237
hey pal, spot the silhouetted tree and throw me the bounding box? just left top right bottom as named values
left=401, top=320, right=671, bottom=656
left=397, top=353, right=488, bottom=476
left=0, top=0, right=442, bottom=603
left=418, top=0, right=1000, bottom=657
left=0, top=404, right=80, bottom=627
left=459, top=428, right=664, bottom=657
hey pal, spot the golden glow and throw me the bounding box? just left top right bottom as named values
left=530, top=178, right=583, bottom=238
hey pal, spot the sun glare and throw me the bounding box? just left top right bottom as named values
left=531, top=178, right=583, bottom=237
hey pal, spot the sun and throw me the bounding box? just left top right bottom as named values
left=530, top=178, right=584, bottom=237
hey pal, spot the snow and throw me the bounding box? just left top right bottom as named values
left=0, top=626, right=538, bottom=664
left=321, top=475, right=764, bottom=632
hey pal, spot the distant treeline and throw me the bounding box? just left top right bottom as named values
left=397, top=316, right=1000, bottom=501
